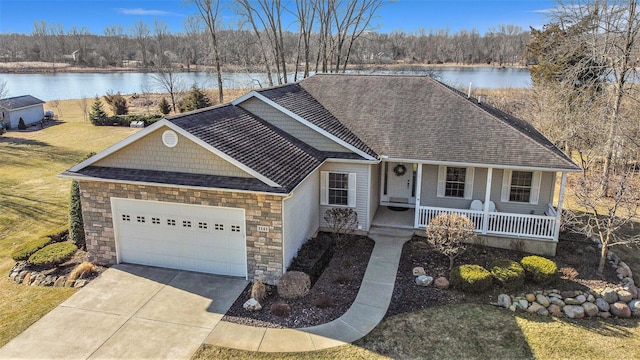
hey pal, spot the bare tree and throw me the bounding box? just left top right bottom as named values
left=182, top=15, right=203, bottom=71
left=234, top=0, right=275, bottom=86
left=189, top=0, right=225, bottom=103
left=0, top=78, right=8, bottom=99
left=78, top=97, right=89, bottom=122
left=154, top=19, right=170, bottom=67
left=151, top=64, right=184, bottom=113
left=569, top=152, right=640, bottom=275
left=425, top=213, right=476, bottom=270
left=548, top=0, right=640, bottom=190
left=131, top=20, right=151, bottom=67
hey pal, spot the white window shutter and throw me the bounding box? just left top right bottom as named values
left=530, top=171, right=542, bottom=205
left=501, top=170, right=512, bottom=202
left=320, top=171, right=328, bottom=205
left=347, top=173, right=357, bottom=207
left=464, top=167, right=475, bottom=199
left=437, top=165, right=446, bottom=197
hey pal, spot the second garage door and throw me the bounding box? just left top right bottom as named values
left=111, top=198, right=247, bottom=277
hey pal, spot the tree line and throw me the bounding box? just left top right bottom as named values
left=0, top=4, right=530, bottom=78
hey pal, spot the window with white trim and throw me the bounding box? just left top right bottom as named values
left=437, top=166, right=474, bottom=199
left=321, top=171, right=356, bottom=207
left=501, top=170, right=542, bottom=204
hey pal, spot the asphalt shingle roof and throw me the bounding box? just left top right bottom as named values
left=70, top=166, right=289, bottom=193
left=0, top=95, right=45, bottom=110
left=257, top=84, right=377, bottom=158
left=166, top=104, right=326, bottom=191
left=297, top=74, right=579, bottom=170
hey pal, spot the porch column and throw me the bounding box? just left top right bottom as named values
left=414, top=163, right=423, bottom=228
left=554, top=172, right=567, bottom=241
left=482, top=167, right=493, bottom=234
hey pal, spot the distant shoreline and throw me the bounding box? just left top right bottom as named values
left=0, top=61, right=527, bottom=75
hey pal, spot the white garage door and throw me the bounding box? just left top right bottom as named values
left=111, top=198, right=246, bottom=277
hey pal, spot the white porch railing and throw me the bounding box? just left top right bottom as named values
left=416, top=206, right=557, bottom=240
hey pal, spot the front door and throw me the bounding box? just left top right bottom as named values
left=384, top=162, right=415, bottom=205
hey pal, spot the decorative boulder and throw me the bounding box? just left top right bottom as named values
left=617, top=290, right=633, bottom=303
left=527, top=302, right=545, bottom=314
left=243, top=298, right=262, bottom=311
left=412, top=267, right=426, bottom=276
left=496, top=294, right=512, bottom=309
left=623, top=284, right=638, bottom=299
left=525, top=293, right=536, bottom=302
left=415, top=275, right=433, bottom=287
left=434, top=277, right=449, bottom=289
left=595, top=298, right=610, bottom=312
left=548, top=304, right=563, bottom=317
left=610, top=302, right=632, bottom=318
left=628, top=299, right=640, bottom=317
left=582, top=302, right=599, bottom=317
left=563, top=305, right=585, bottom=319
left=536, top=294, right=550, bottom=307
left=602, top=288, right=619, bottom=304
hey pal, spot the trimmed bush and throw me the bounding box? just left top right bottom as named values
left=277, top=271, right=311, bottom=299
left=18, top=117, right=26, bottom=130
left=520, top=255, right=558, bottom=284
left=490, top=259, right=525, bottom=289
left=450, top=264, right=493, bottom=293
left=313, top=294, right=334, bottom=309
left=69, top=180, right=85, bottom=248
left=45, top=225, right=69, bottom=243
left=270, top=302, right=291, bottom=317
left=28, top=241, right=78, bottom=267
left=11, top=236, right=53, bottom=261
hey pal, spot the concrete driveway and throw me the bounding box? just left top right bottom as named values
left=0, top=264, right=248, bottom=360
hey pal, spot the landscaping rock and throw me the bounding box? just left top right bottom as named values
left=564, top=297, right=582, bottom=305
left=53, top=276, right=66, bottom=287
left=595, top=298, right=610, bottom=312
left=527, top=302, right=545, bottom=314
left=622, top=277, right=635, bottom=286
left=64, top=279, right=75, bottom=288
left=517, top=299, right=529, bottom=310
left=412, top=267, right=426, bottom=276
left=525, top=293, right=536, bottom=302
left=602, top=288, right=619, bottom=304
left=575, top=294, right=587, bottom=304
left=32, top=274, right=45, bottom=286
left=42, top=275, right=55, bottom=286
left=548, top=304, right=563, bottom=317
left=616, top=262, right=632, bottom=278
left=628, top=299, right=640, bottom=317
left=582, top=302, right=599, bottom=317
left=563, top=305, right=585, bottom=319
left=562, top=305, right=584, bottom=319
left=550, top=297, right=566, bottom=307
left=599, top=311, right=612, bottom=319
left=617, top=290, right=633, bottom=303
left=509, top=305, right=517, bottom=312
left=22, top=272, right=32, bottom=286
left=561, top=290, right=580, bottom=298
left=415, top=275, right=433, bottom=287
left=496, top=294, right=512, bottom=309
left=623, top=284, right=638, bottom=299
left=74, top=279, right=87, bottom=288
left=243, top=298, right=262, bottom=312
left=610, top=302, right=632, bottom=318
left=536, top=294, right=550, bottom=307
left=587, top=294, right=595, bottom=303
left=434, top=277, right=449, bottom=289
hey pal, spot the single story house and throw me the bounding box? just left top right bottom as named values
left=60, top=74, right=581, bottom=283
left=0, top=95, right=45, bottom=130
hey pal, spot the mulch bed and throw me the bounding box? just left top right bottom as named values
left=222, top=233, right=374, bottom=328
left=385, top=232, right=621, bottom=318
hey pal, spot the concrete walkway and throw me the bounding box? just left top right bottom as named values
left=205, top=227, right=412, bottom=353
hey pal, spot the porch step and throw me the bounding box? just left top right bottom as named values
left=368, top=225, right=415, bottom=238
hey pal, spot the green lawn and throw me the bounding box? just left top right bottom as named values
left=194, top=304, right=640, bottom=359
left=0, top=99, right=138, bottom=346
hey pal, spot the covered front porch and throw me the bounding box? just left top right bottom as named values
left=376, top=160, right=569, bottom=243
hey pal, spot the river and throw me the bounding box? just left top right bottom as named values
left=0, top=67, right=531, bottom=101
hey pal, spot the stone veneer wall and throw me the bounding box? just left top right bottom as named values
left=79, top=181, right=284, bottom=283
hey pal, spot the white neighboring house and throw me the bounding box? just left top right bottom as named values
left=0, top=95, right=45, bottom=130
